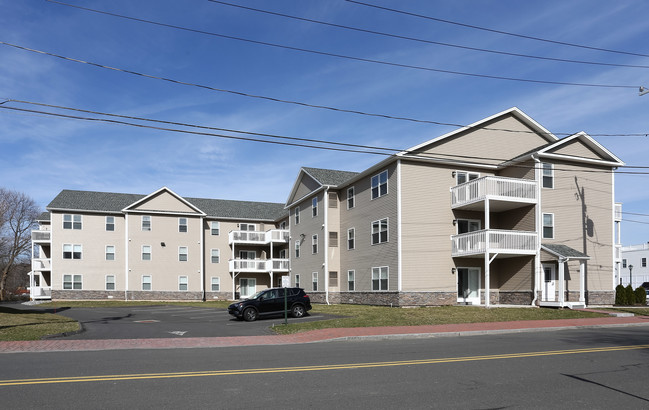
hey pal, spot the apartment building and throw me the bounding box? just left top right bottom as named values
left=620, top=243, right=649, bottom=288
left=31, top=107, right=623, bottom=306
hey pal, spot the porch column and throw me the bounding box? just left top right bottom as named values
left=484, top=199, right=490, bottom=307
left=558, top=258, right=565, bottom=307
left=579, top=260, right=585, bottom=303
left=485, top=253, right=490, bottom=307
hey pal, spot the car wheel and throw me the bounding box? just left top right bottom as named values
left=243, top=307, right=258, bottom=322
left=291, top=304, right=305, bottom=318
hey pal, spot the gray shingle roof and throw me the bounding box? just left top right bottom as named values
left=37, top=211, right=50, bottom=222
left=302, top=167, right=359, bottom=187
left=47, top=190, right=287, bottom=221
left=542, top=244, right=589, bottom=259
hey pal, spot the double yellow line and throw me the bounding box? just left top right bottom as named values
left=2, top=344, right=648, bottom=387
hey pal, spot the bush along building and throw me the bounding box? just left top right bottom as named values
left=31, top=108, right=624, bottom=307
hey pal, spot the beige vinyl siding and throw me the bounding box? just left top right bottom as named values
left=548, top=140, right=603, bottom=161
left=493, top=205, right=535, bottom=231
left=339, top=163, right=399, bottom=292
left=498, top=161, right=536, bottom=180
left=132, top=191, right=198, bottom=214
left=291, top=192, right=325, bottom=291
left=290, top=174, right=321, bottom=204
left=327, top=190, right=341, bottom=290
left=203, top=219, right=235, bottom=282
left=541, top=162, right=614, bottom=292
left=494, top=257, right=534, bottom=291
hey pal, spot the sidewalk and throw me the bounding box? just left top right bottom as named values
left=2, top=315, right=648, bottom=353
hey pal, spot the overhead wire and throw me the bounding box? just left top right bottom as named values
left=40, top=1, right=639, bottom=90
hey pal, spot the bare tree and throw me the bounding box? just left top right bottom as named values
left=0, top=188, right=40, bottom=301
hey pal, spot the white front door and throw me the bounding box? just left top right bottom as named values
left=543, top=264, right=557, bottom=301
left=239, top=278, right=256, bottom=298
left=458, top=268, right=480, bottom=304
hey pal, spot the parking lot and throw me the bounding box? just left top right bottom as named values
left=12, top=304, right=331, bottom=340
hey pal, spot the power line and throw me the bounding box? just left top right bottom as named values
left=345, top=0, right=649, bottom=59
left=41, top=1, right=639, bottom=90
left=205, top=0, right=649, bottom=70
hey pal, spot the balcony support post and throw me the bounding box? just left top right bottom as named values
left=484, top=252, right=490, bottom=308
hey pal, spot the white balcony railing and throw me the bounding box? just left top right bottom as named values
left=452, top=229, right=537, bottom=256
left=32, top=258, right=51, bottom=271
left=228, top=258, right=290, bottom=272
left=228, top=229, right=289, bottom=245
left=29, top=286, right=52, bottom=299
left=451, top=176, right=537, bottom=208
left=31, top=230, right=51, bottom=242
left=615, top=203, right=622, bottom=222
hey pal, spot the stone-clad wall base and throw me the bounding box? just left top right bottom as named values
left=52, top=290, right=125, bottom=300
left=498, top=291, right=533, bottom=305
left=205, top=292, right=234, bottom=301
left=586, top=291, right=614, bottom=306
left=126, top=291, right=203, bottom=301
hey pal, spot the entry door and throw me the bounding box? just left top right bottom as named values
left=239, top=278, right=256, bottom=299
left=543, top=264, right=557, bottom=301
left=458, top=268, right=480, bottom=304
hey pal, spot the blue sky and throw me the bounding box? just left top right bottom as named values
left=1, top=0, right=648, bottom=245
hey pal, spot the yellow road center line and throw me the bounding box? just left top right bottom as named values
left=2, top=344, right=648, bottom=386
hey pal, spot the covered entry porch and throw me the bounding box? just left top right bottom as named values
left=539, top=244, right=589, bottom=309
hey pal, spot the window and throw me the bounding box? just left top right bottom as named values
left=142, top=275, right=152, bottom=291
left=179, top=218, right=188, bottom=233
left=348, top=270, right=355, bottom=291
left=211, top=249, right=220, bottom=264
left=142, top=245, right=151, bottom=261
left=63, top=274, right=82, bottom=290
left=240, top=223, right=256, bottom=231
left=543, top=213, right=554, bottom=239
left=312, top=234, right=318, bottom=254
left=347, top=228, right=355, bottom=250
left=329, top=232, right=338, bottom=247
left=295, top=274, right=300, bottom=288
left=347, top=187, right=355, bottom=209
left=457, top=219, right=481, bottom=234
left=106, top=275, right=115, bottom=291
left=63, top=214, right=82, bottom=230
left=211, top=221, right=220, bottom=235
left=456, top=171, right=479, bottom=185
left=329, top=271, right=338, bottom=287
left=371, top=218, right=389, bottom=245
left=542, top=163, right=554, bottom=189
left=279, top=249, right=287, bottom=259
left=142, top=215, right=151, bottom=231
left=105, top=245, right=115, bottom=261
left=329, top=192, right=338, bottom=208
left=372, top=266, right=388, bottom=291
left=295, top=240, right=300, bottom=258
left=312, top=272, right=318, bottom=291
left=312, top=197, right=318, bottom=217
left=622, top=259, right=627, bottom=268
left=294, top=206, right=300, bottom=225
left=106, top=216, right=115, bottom=231
left=179, top=247, right=188, bottom=262
left=179, top=276, right=188, bottom=291
left=643, top=258, right=647, bottom=268
left=63, top=244, right=82, bottom=259
left=211, top=277, right=220, bottom=292
left=371, top=170, right=388, bottom=199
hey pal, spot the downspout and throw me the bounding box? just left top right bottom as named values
left=124, top=213, right=129, bottom=301
left=323, top=188, right=330, bottom=305
left=531, top=155, right=541, bottom=306
left=200, top=216, right=205, bottom=301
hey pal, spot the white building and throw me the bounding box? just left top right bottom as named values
left=620, top=243, right=649, bottom=288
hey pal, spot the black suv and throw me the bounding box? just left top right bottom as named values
left=228, top=287, right=312, bottom=322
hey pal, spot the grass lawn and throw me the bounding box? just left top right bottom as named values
left=0, top=306, right=80, bottom=341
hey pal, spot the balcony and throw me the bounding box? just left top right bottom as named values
left=229, top=229, right=289, bottom=245
left=32, top=258, right=51, bottom=271
left=451, top=176, right=537, bottom=211
left=31, top=230, right=51, bottom=243
left=228, top=258, right=290, bottom=273
left=29, top=286, right=52, bottom=299
left=614, top=203, right=622, bottom=222
left=452, top=229, right=537, bottom=257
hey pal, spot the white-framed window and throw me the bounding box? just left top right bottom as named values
left=312, top=272, right=318, bottom=291
left=622, top=259, right=627, bottom=268
left=142, top=275, right=152, bottom=291
left=106, top=275, right=115, bottom=291
left=279, top=249, right=287, bottom=259
left=280, top=221, right=287, bottom=229
left=347, top=186, right=355, bottom=209
left=211, top=277, right=220, bottom=292
left=211, top=221, right=220, bottom=235
left=295, top=274, right=300, bottom=288
left=295, top=240, right=300, bottom=258
left=105, top=245, right=115, bottom=261
left=371, top=218, right=389, bottom=245
left=372, top=266, right=388, bottom=291
left=179, top=246, right=188, bottom=262
left=456, top=219, right=481, bottom=234
left=240, top=223, right=256, bottom=231
left=63, top=274, right=82, bottom=290
left=142, top=215, right=151, bottom=231
left=329, top=271, right=338, bottom=287
left=179, top=276, right=188, bottom=291
left=348, top=270, right=355, bottom=291
left=542, top=163, right=554, bottom=189
left=105, top=216, right=115, bottom=231
left=63, top=214, right=82, bottom=230
left=294, top=206, right=300, bottom=225
left=211, top=249, right=220, bottom=264
left=312, top=234, right=318, bottom=254
left=312, top=197, right=318, bottom=217
left=142, top=245, right=151, bottom=261
left=347, top=228, right=355, bottom=250
left=239, top=250, right=256, bottom=259
left=179, top=218, right=188, bottom=233
left=456, top=171, right=479, bottom=185
left=642, top=258, right=647, bottom=268
left=63, top=244, right=82, bottom=260
left=543, top=213, right=554, bottom=239
left=371, top=170, right=388, bottom=199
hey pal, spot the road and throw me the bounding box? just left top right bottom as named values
left=2, top=326, right=648, bottom=409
